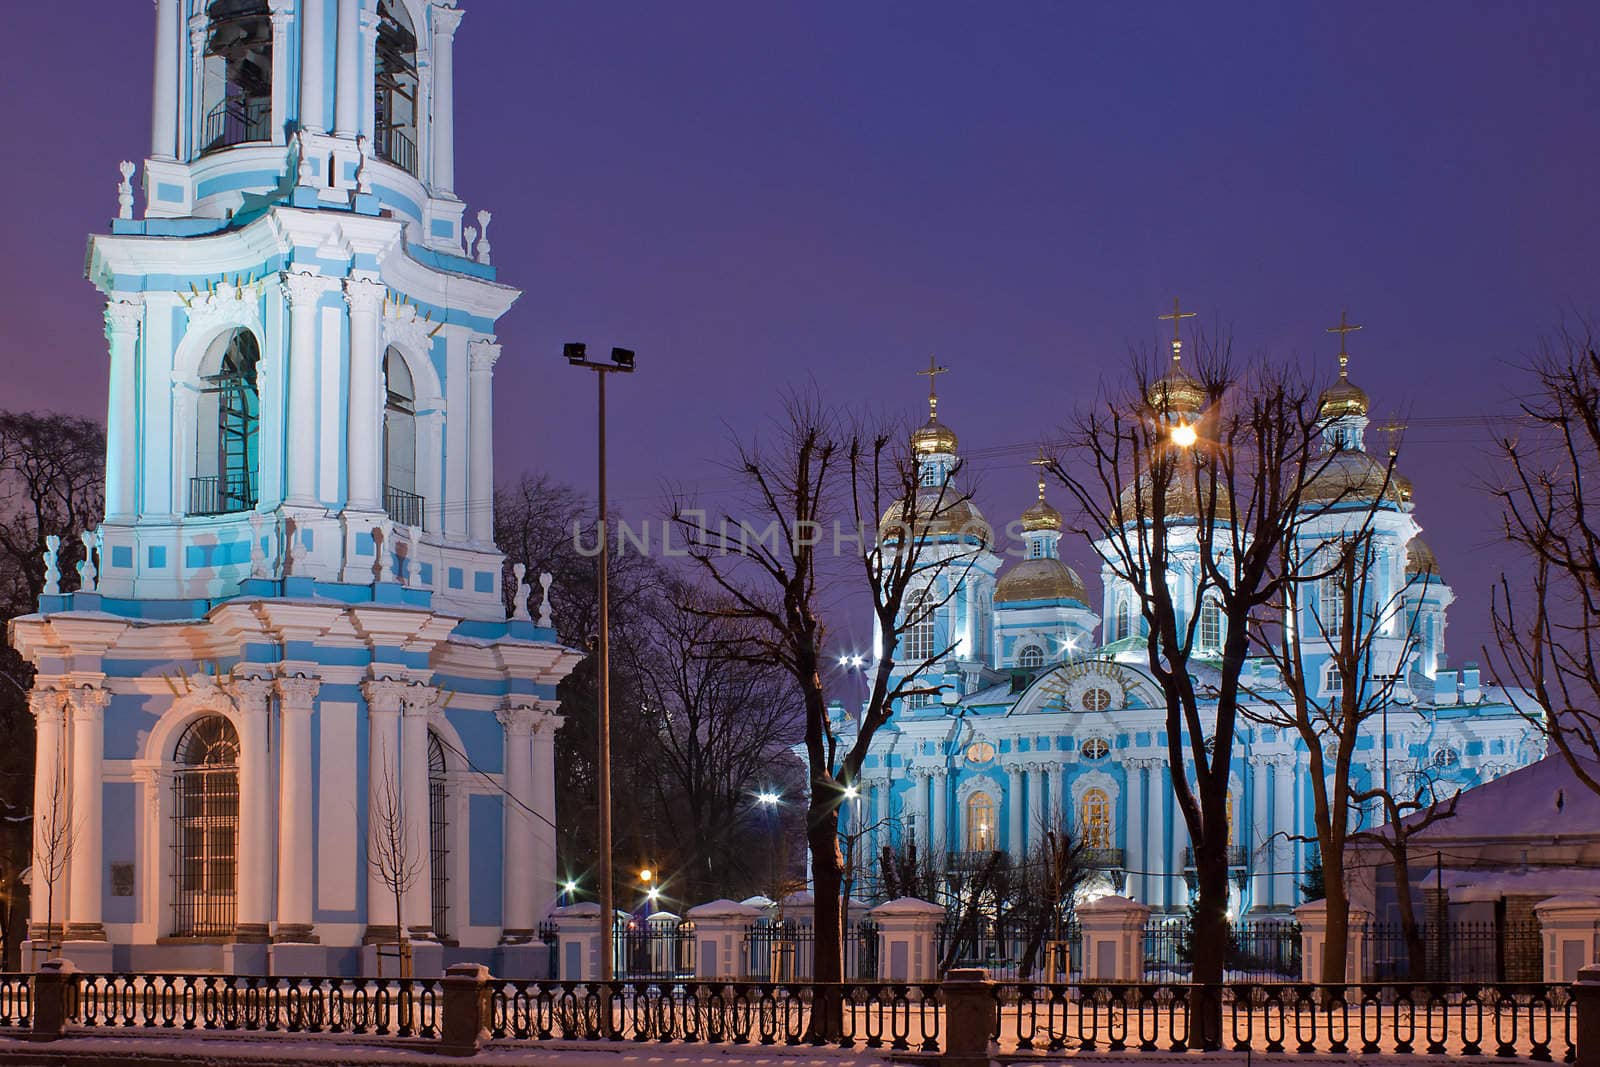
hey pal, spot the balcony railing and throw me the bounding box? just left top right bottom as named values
left=385, top=485, right=425, bottom=529
left=374, top=124, right=418, bottom=176
left=201, top=96, right=270, bottom=155
left=188, top=473, right=258, bottom=517
left=1183, top=844, right=1249, bottom=869
left=1083, top=847, right=1126, bottom=869
left=946, top=850, right=1006, bottom=871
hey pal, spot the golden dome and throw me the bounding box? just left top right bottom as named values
left=1021, top=497, right=1062, bottom=533
left=1302, top=450, right=1409, bottom=507
left=879, top=493, right=992, bottom=544
left=1318, top=375, right=1371, bottom=419
left=995, top=557, right=1088, bottom=605
left=1406, top=537, right=1441, bottom=579
left=1117, top=464, right=1233, bottom=523
left=911, top=416, right=959, bottom=455
left=1146, top=361, right=1207, bottom=415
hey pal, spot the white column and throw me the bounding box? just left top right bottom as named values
left=276, top=676, right=319, bottom=940
left=400, top=686, right=436, bottom=938
left=188, top=17, right=207, bottom=158
left=297, top=0, right=326, bottom=134
left=66, top=688, right=109, bottom=940
left=1005, top=764, right=1023, bottom=856
left=267, top=0, right=295, bottom=145
left=281, top=272, right=328, bottom=506
left=531, top=709, right=562, bottom=922
left=1250, top=755, right=1271, bottom=908
left=364, top=680, right=404, bottom=937
left=1272, top=755, right=1296, bottom=907
left=908, top=771, right=927, bottom=855
left=345, top=276, right=385, bottom=511
left=233, top=677, right=275, bottom=941
left=1027, top=764, right=1046, bottom=852
left=1124, top=761, right=1145, bottom=904
left=1171, top=783, right=1191, bottom=909
left=500, top=705, right=536, bottom=938
left=151, top=0, right=180, bottom=159
left=873, top=778, right=890, bottom=861
left=358, top=7, right=379, bottom=139
left=104, top=300, right=143, bottom=520
left=466, top=339, right=500, bottom=543
left=335, top=0, right=361, bottom=136
left=930, top=771, right=947, bottom=857
left=428, top=5, right=464, bottom=194
left=29, top=690, right=67, bottom=934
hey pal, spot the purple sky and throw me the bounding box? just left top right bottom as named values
left=5, top=2, right=1599, bottom=665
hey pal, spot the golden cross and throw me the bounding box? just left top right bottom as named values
left=1376, top=416, right=1406, bottom=458
left=1031, top=448, right=1051, bottom=501
left=1158, top=296, right=1197, bottom=344
left=1326, top=310, right=1364, bottom=377
left=917, top=356, right=949, bottom=419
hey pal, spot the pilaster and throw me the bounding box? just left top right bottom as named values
left=363, top=678, right=406, bottom=943
left=498, top=703, right=537, bottom=940
left=296, top=0, right=326, bottom=135
left=151, top=0, right=180, bottom=160
left=28, top=690, right=69, bottom=939
left=269, top=0, right=296, bottom=144
left=400, top=684, right=438, bottom=941
left=232, top=676, right=276, bottom=942
left=65, top=687, right=110, bottom=941
left=282, top=271, right=336, bottom=507
left=465, top=339, right=500, bottom=544
left=275, top=674, right=321, bottom=942
left=345, top=276, right=386, bottom=513
left=104, top=299, right=143, bottom=520
left=428, top=4, right=465, bottom=195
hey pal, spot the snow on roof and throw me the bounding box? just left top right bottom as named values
left=1446, top=867, right=1600, bottom=901
left=1404, top=753, right=1600, bottom=840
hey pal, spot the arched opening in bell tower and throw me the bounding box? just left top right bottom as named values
left=374, top=1, right=421, bottom=175
left=189, top=329, right=261, bottom=516
left=200, top=0, right=274, bottom=154
left=383, top=347, right=423, bottom=527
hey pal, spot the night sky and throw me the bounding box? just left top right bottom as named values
left=4, top=1, right=1599, bottom=666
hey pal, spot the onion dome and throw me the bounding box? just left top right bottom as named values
left=879, top=493, right=992, bottom=545
left=1021, top=496, right=1063, bottom=532
left=995, top=557, right=1088, bottom=605
left=1317, top=376, right=1371, bottom=419
left=1405, top=537, right=1440, bottom=579
left=911, top=416, right=959, bottom=456
left=1117, top=466, right=1233, bottom=522
left=1302, top=450, right=1409, bottom=506
left=1147, top=358, right=1206, bottom=415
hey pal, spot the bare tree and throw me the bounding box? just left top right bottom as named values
left=31, top=722, right=73, bottom=967
left=673, top=393, right=983, bottom=992
left=1487, top=328, right=1600, bottom=797
left=1049, top=337, right=1329, bottom=1036
left=1003, top=822, right=1092, bottom=980
left=367, top=741, right=423, bottom=979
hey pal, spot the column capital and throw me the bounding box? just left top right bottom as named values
left=344, top=275, right=386, bottom=314
left=467, top=337, right=501, bottom=373
left=496, top=703, right=537, bottom=737
left=230, top=674, right=277, bottom=708
left=531, top=707, right=566, bottom=735
left=268, top=0, right=294, bottom=21
left=67, top=686, right=110, bottom=720
left=281, top=268, right=336, bottom=307
left=402, top=683, right=439, bottom=718
left=28, top=688, right=66, bottom=722
left=363, top=677, right=408, bottom=713
left=431, top=3, right=465, bottom=38
left=276, top=673, right=321, bottom=710
left=104, top=298, right=144, bottom=340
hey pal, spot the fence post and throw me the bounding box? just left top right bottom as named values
left=1536, top=894, right=1600, bottom=983
left=941, top=967, right=996, bottom=1067
left=552, top=902, right=604, bottom=980
left=1295, top=899, right=1329, bottom=983
left=1576, top=965, right=1600, bottom=1067
left=31, top=958, right=77, bottom=1041
left=868, top=897, right=944, bottom=982
left=439, top=962, right=491, bottom=1056
left=1078, top=895, right=1149, bottom=980
left=687, top=899, right=762, bottom=980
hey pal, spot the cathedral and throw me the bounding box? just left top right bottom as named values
left=837, top=339, right=1543, bottom=916
left=10, top=0, right=577, bottom=974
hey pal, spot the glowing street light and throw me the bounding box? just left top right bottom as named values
left=562, top=879, right=579, bottom=896
left=1171, top=422, right=1198, bottom=448
left=843, top=784, right=860, bottom=800
left=756, top=791, right=781, bottom=807
left=639, top=868, right=653, bottom=885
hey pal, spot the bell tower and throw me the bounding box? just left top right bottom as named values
left=12, top=1, right=578, bottom=976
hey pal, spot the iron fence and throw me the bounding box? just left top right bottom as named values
left=1362, top=920, right=1544, bottom=983
left=1143, top=917, right=1302, bottom=983
left=936, top=918, right=1082, bottom=981
left=69, top=974, right=441, bottom=1036
left=614, top=918, right=695, bottom=979
left=201, top=96, right=270, bottom=154
left=743, top=920, right=879, bottom=981
left=187, top=473, right=258, bottom=516
left=385, top=485, right=425, bottom=528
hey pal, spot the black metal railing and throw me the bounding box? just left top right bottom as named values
left=537, top=921, right=559, bottom=981
left=946, top=849, right=1006, bottom=871
left=743, top=920, right=879, bottom=981
left=70, top=974, right=441, bottom=1036
left=188, top=473, right=258, bottom=516
left=384, top=485, right=425, bottom=528
left=1182, top=844, right=1250, bottom=868
left=615, top=918, right=696, bottom=980
left=1143, top=918, right=1302, bottom=983
left=1362, top=919, right=1544, bottom=983
left=1084, top=847, right=1126, bottom=869
left=374, top=124, right=418, bottom=175
left=201, top=96, right=271, bottom=154
left=936, top=918, right=1081, bottom=981
left=990, top=980, right=1575, bottom=1061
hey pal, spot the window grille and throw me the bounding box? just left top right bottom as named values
left=428, top=732, right=449, bottom=939
left=1081, top=736, right=1110, bottom=760
left=1116, top=600, right=1131, bottom=641
left=171, top=715, right=240, bottom=937
left=1318, top=574, right=1346, bottom=638
left=1199, top=599, right=1222, bottom=649
left=1018, top=645, right=1044, bottom=669
left=903, top=592, right=935, bottom=662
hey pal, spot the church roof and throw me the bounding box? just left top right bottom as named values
left=1117, top=465, right=1233, bottom=523
left=879, top=493, right=992, bottom=545
left=1302, top=449, right=1409, bottom=507
left=910, top=415, right=958, bottom=456
left=995, top=557, right=1087, bottom=605
left=1397, top=754, right=1600, bottom=841
left=1406, top=537, right=1441, bottom=579
left=1317, top=376, right=1371, bottom=419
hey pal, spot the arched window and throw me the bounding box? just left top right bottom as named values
left=172, top=715, right=240, bottom=936
left=1199, top=599, right=1223, bottom=650
left=1081, top=736, right=1110, bottom=760
left=374, top=1, right=420, bottom=174
left=965, top=792, right=995, bottom=851
left=200, top=0, right=273, bottom=153
left=383, top=347, right=423, bottom=527
left=1018, top=644, right=1044, bottom=669
left=1116, top=599, right=1131, bottom=641
left=1079, top=788, right=1112, bottom=849
left=190, top=329, right=260, bottom=515
left=428, top=731, right=449, bottom=938
left=904, top=590, right=936, bottom=663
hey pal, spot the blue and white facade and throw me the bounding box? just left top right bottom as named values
left=837, top=361, right=1543, bottom=915
left=12, top=0, right=579, bottom=973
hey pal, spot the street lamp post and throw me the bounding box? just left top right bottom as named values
left=564, top=342, right=636, bottom=985
left=757, top=791, right=781, bottom=897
